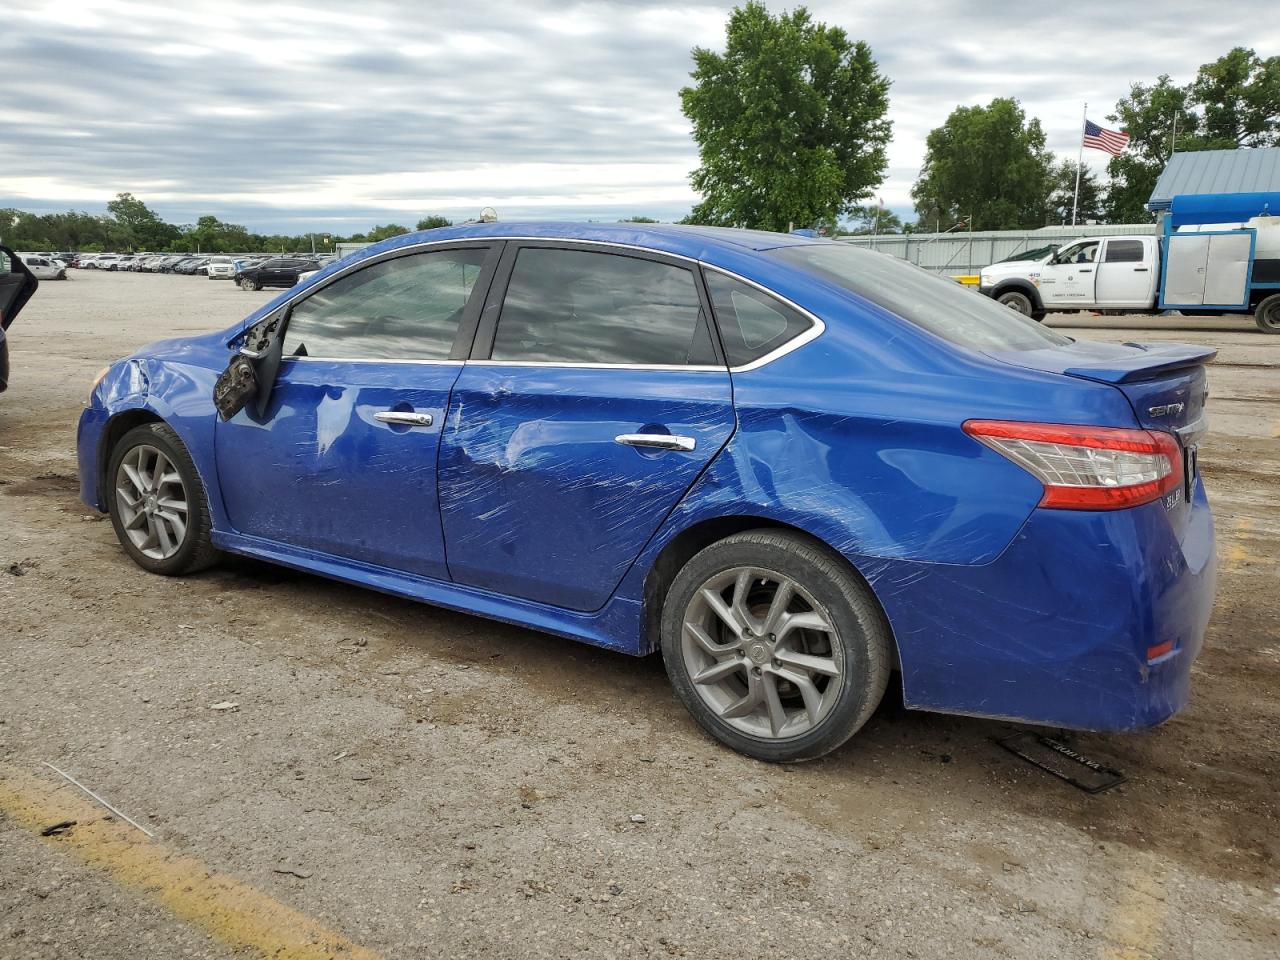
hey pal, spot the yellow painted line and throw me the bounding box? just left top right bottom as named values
left=0, top=764, right=382, bottom=960
left=1220, top=517, right=1253, bottom=574
left=1102, top=864, right=1168, bottom=960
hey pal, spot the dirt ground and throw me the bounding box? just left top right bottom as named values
left=1, top=270, right=1277, bottom=960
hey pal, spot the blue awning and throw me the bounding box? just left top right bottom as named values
left=1168, top=192, right=1280, bottom=227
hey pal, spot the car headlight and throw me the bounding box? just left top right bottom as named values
left=87, top=366, right=110, bottom=404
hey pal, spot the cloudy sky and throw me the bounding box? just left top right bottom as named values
left=3, top=0, right=1276, bottom=232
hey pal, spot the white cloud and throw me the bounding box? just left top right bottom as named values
left=2, top=0, right=1276, bottom=229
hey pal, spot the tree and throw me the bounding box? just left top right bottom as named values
left=359, top=224, right=410, bottom=242
left=911, top=98, right=1053, bottom=230
left=1048, top=161, right=1103, bottom=224
left=1104, top=50, right=1279, bottom=221
left=620, top=216, right=659, bottom=223
left=679, top=2, right=891, bottom=231
left=105, top=192, right=179, bottom=250
left=1192, top=47, right=1280, bottom=147
left=415, top=215, right=452, bottom=230
left=845, top=203, right=902, bottom=234
left=1102, top=76, right=1202, bottom=222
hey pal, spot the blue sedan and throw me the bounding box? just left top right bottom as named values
left=76, top=223, right=1217, bottom=761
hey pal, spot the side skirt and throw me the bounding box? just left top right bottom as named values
left=211, top=530, right=645, bottom=655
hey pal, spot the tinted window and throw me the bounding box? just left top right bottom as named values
left=767, top=244, right=1070, bottom=351
left=1105, top=240, right=1146, bottom=263
left=705, top=272, right=813, bottom=367
left=492, top=248, right=712, bottom=365
left=283, top=248, right=488, bottom=360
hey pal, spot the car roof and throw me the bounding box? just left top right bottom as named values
left=355, top=221, right=826, bottom=265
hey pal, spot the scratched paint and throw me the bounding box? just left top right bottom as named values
left=75, top=222, right=1220, bottom=733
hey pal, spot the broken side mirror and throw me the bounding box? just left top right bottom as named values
left=214, top=311, right=285, bottom=421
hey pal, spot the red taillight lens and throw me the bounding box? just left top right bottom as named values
left=963, top=420, right=1183, bottom=510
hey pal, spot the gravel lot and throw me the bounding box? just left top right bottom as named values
left=1, top=270, right=1277, bottom=959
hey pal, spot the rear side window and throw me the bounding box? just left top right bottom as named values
left=283, top=248, right=488, bottom=360
left=767, top=244, right=1070, bottom=351
left=492, top=248, right=715, bottom=365
left=704, top=272, right=813, bottom=367
left=1105, top=240, right=1146, bottom=263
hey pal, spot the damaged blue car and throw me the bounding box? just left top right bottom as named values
left=76, top=223, right=1217, bottom=761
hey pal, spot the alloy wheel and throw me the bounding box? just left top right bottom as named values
left=114, top=443, right=189, bottom=560
left=681, top=567, right=845, bottom=740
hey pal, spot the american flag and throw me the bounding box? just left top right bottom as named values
left=1083, top=119, right=1130, bottom=156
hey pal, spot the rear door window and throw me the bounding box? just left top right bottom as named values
left=283, top=247, right=489, bottom=361
left=490, top=247, right=715, bottom=365
left=1104, top=240, right=1146, bottom=263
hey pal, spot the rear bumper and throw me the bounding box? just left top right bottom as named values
left=871, top=480, right=1216, bottom=731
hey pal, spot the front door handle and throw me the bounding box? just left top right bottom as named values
left=1078, top=268, right=1093, bottom=273
left=1134, top=267, right=1149, bottom=272
left=615, top=433, right=696, bottom=452
left=375, top=411, right=433, bottom=427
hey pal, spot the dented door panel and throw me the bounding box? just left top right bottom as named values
left=438, top=364, right=734, bottom=611
left=214, top=358, right=461, bottom=578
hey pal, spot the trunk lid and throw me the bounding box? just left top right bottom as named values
left=987, top=339, right=1215, bottom=534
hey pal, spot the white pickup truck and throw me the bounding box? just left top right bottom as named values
left=979, top=214, right=1280, bottom=334
left=979, top=236, right=1161, bottom=320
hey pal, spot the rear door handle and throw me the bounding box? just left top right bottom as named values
left=1134, top=267, right=1149, bottom=272
left=1078, top=268, right=1093, bottom=273
left=615, top=433, right=696, bottom=452
left=375, top=411, right=433, bottom=427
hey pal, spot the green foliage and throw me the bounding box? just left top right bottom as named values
left=844, top=203, right=902, bottom=234
left=1102, top=76, right=1204, bottom=222
left=1192, top=47, right=1280, bottom=147
left=349, top=224, right=410, bottom=243
left=1105, top=50, right=1279, bottom=221
left=415, top=215, right=452, bottom=230
left=1048, top=161, right=1103, bottom=224
left=911, top=98, right=1053, bottom=230
left=680, top=1, right=891, bottom=231
left=620, top=216, right=659, bottom=223
left=0, top=206, right=130, bottom=251
left=106, top=192, right=181, bottom=250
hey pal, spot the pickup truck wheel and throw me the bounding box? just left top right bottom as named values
left=1255, top=295, right=1280, bottom=334
left=997, top=290, right=1034, bottom=316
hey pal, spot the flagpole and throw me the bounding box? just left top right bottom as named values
left=1071, top=102, right=1086, bottom=226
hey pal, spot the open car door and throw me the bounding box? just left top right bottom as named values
left=0, top=246, right=39, bottom=393
left=0, top=246, right=38, bottom=331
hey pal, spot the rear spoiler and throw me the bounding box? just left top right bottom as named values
left=1063, top=342, right=1218, bottom=384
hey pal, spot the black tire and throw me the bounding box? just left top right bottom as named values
left=660, top=530, right=892, bottom=762
left=997, top=290, right=1034, bottom=316
left=106, top=423, right=220, bottom=576
left=1255, top=294, right=1280, bottom=334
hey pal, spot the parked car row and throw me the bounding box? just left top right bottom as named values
left=61, top=252, right=335, bottom=284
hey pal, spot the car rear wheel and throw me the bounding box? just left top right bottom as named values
left=660, top=530, right=892, bottom=762
left=1255, top=294, right=1280, bottom=334
left=107, top=423, right=220, bottom=576
left=997, top=290, right=1034, bottom=316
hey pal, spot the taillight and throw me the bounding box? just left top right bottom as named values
left=963, top=420, right=1183, bottom=510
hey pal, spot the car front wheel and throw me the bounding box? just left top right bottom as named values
left=660, top=530, right=892, bottom=762
left=107, top=423, right=220, bottom=576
